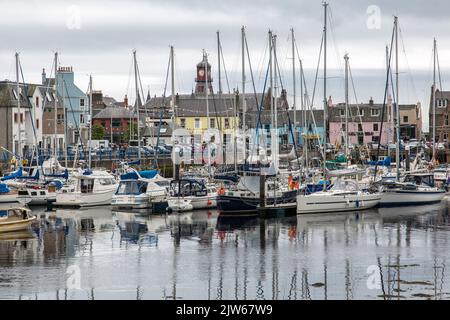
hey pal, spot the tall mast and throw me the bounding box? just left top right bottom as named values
left=269, top=30, right=274, bottom=162
left=217, top=31, right=222, bottom=95
left=205, top=50, right=209, bottom=131
left=133, top=49, right=141, bottom=160
left=301, top=60, right=307, bottom=170
left=15, top=53, right=22, bottom=159
left=394, top=16, right=400, bottom=181
left=323, top=1, right=328, bottom=187
left=273, top=34, right=279, bottom=170
left=291, top=28, right=296, bottom=144
left=241, top=27, right=246, bottom=130
left=170, top=46, right=176, bottom=178
left=344, top=53, right=349, bottom=160
left=323, top=1, right=328, bottom=145
left=386, top=45, right=393, bottom=159
left=88, top=75, right=93, bottom=169
left=53, top=52, right=58, bottom=159
left=432, top=38, right=437, bottom=161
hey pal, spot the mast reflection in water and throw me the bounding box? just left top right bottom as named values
left=0, top=202, right=449, bottom=299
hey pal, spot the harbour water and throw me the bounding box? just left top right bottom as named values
left=1, top=201, right=450, bottom=300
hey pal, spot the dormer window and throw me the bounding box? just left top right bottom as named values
left=371, top=108, right=379, bottom=117
left=340, top=109, right=345, bottom=117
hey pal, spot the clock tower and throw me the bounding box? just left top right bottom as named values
left=195, top=50, right=213, bottom=95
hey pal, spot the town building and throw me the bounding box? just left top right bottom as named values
left=92, top=106, right=137, bottom=143
left=42, top=66, right=87, bottom=146
left=429, top=87, right=450, bottom=143
left=329, top=97, right=422, bottom=146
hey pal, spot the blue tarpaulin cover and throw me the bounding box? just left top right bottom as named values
left=139, top=170, right=158, bottom=179
left=1, top=168, right=23, bottom=181
left=0, top=183, right=10, bottom=194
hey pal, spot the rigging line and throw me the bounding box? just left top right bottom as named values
left=294, top=39, right=323, bottom=151
left=244, top=32, right=262, bottom=111
left=219, top=40, right=231, bottom=94
left=273, top=42, right=301, bottom=169
left=125, top=55, right=134, bottom=102
left=18, top=58, right=41, bottom=169
left=310, top=33, right=324, bottom=109
left=398, top=26, right=419, bottom=102
left=374, top=22, right=396, bottom=178
left=328, top=5, right=344, bottom=75
left=257, top=38, right=269, bottom=84
left=154, top=50, right=172, bottom=168
left=348, top=62, right=370, bottom=156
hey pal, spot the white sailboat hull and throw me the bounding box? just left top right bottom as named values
left=379, top=189, right=445, bottom=206
left=55, top=188, right=116, bottom=207
left=168, top=195, right=217, bottom=212
left=297, top=192, right=381, bottom=214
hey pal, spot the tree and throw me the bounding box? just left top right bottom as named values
left=91, top=123, right=105, bottom=140
left=122, top=121, right=138, bottom=143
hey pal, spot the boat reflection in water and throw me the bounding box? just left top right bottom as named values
left=1, top=201, right=450, bottom=299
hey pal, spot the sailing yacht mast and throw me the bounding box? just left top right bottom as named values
left=273, top=34, right=279, bottom=170
left=386, top=45, right=393, bottom=159
left=344, top=53, right=349, bottom=160
left=15, top=53, right=22, bottom=159
left=269, top=30, right=274, bottom=163
left=323, top=1, right=328, bottom=145
left=170, top=46, right=175, bottom=177
left=53, top=52, right=58, bottom=159
left=323, top=1, right=328, bottom=187
left=394, top=16, right=400, bottom=181
left=88, top=75, right=93, bottom=169
left=133, top=50, right=141, bottom=160
left=432, top=38, right=437, bottom=161
left=241, top=26, right=247, bottom=162
left=217, top=31, right=222, bottom=95
left=291, top=28, right=296, bottom=144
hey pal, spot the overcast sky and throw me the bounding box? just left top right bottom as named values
left=1, top=0, right=449, bottom=131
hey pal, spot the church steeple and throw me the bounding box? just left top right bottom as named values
left=195, top=50, right=213, bottom=95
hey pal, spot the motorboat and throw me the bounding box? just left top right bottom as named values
left=378, top=173, right=445, bottom=207
left=297, top=179, right=381, bottom=214
left=0, top=207, right=36, bottom=233
left=55, top=169, right=118, bottom=207
left=112, top=169, right=170, bottom=212
left=167, top=179, right=217, bottom=213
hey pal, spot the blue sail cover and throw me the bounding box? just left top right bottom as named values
left=45, top=169, right=69, bottom=180
left=1, top=168, right=23, bottom=181
left=0, top=183, right=10, bottom=194
left=120, top=172, right=139, bottom=180
left=139, top=170, right=158, bottom=179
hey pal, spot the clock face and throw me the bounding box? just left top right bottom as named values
left=198, top=69, right=205, bottom=77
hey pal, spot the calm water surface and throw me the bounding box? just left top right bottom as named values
left=1, top=200, right=450, bottom=300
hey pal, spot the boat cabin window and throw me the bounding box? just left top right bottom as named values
left=117, top=181, right=147, bottom=195
left=80, top=179, right=94, bottom=193
left=331, top=180, right=359, bottom=192
left=404, top=175, right=434, bottom=187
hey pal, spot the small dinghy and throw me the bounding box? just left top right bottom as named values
left=0, top=207, right=36, bottom=233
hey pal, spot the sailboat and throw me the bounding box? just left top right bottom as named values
left=296, top=3, right=381, bottom=214
left=378, top=18, right=445, bottom=206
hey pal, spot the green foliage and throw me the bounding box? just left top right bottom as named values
left=91, top=123, right=106, bottom=140
left=122, top=121, right=138, bottom=142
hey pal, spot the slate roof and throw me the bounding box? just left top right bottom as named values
left=93, top=106, right=137, bottom=119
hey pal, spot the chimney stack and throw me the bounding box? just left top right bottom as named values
left=124, top=95, right=128, bottom=107
left=42, top=68, right=47, bottom=85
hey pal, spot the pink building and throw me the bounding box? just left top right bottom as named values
left=329, top=98, right=392, bottom=146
